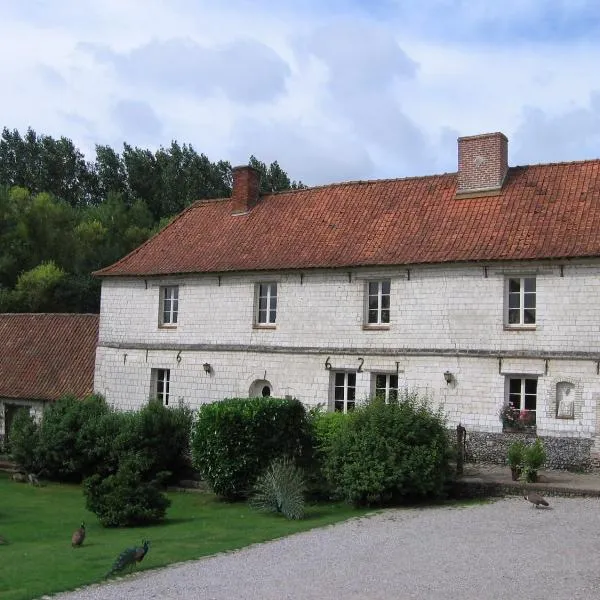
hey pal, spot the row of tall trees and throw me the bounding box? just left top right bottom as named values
left=0, top=127, right=304, bottom=313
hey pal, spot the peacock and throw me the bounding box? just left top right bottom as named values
left=105, top=540, right=151, bottom=578
left=0, top=535, right=8, bottom=545
left=524, top=491, right=550, bottom=508
left=71, top=521, right=86, bottom=547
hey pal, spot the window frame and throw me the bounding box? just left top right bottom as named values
left=159, top=285, right=179, bottom=328
left=372, top=372, right=399, bottom=403
left=332, top=371, right=357, bottom=413
left=254, top=282, right=278, bottom=327
left=505, top=276, right=536, bottom=328
left=151, top=368, right=171, bottom=405
left=364, top=279, right=391, bottom=328
left=506, top=376, right=537, bottom=426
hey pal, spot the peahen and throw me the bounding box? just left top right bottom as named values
left=106, top=540, right=151, bottom=578
left=71, top=522, right=86, bottom=547
left=524, top=491, right=549, bottom=508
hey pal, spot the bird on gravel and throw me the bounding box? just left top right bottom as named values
left=524, top=491, right=549, bottom=508
left=106, top=540, right=151, bottom=578
left=71, top=522, right=86, bottom=547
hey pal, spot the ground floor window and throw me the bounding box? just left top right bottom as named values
left=505, top=377, right=537, bottom=427
left=333, top=371, right=356, bottom=413
left=151, top=368, right=170, bottom=405
left=373, top=373, right=398, bottom=403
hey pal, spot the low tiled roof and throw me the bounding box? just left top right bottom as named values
left=0, top=314, right=99, bottom=402
left=95, top=160, right=600, bottom=277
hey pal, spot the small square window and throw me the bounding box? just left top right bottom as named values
left=366, top=280, right=391, bottom=326
left=159, top=286, right=179, bottom=327
left=150, top=368, right=170, bottom=405
left=255, top=283, right=277, bottom=326
left=506, top=277, right=536, bottom=327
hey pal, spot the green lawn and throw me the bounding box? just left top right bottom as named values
left=0, top=472, right=368, bottom=600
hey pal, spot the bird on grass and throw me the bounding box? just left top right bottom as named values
left=71, top=522, right=86, bottom=547
left=105, top=540, right=151, bottom=578
left=0, top=535, right=8, bottom=545
left=524, top=491, right=550, bottom=508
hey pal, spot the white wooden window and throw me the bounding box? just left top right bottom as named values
left=256, top=282, right=277, bottom=325
left=508, top=377, right=537, bottom=425
left=366, top=280, right=390, bottom=325
left=160, top=286, right=179, bottom=326
left=151, top=368, right=170, bottom=405
left=506, top=277, right=536, bottom=326
left=333, top=372, right=356, bottom=413
left=373, top=373, right=398, bottom=403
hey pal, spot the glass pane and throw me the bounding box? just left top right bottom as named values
left=375, top=374, right=386, bottom=389
left=259, top=297, right=267, bottom=311
left=509, top=379, right=521, bottom=394
left=524, top=396, right=536, bottom=411
left=368, top=309, right=378, bottom=323
left=525, top=379, right=537, bottom=394
left=258, top=309, right=266, bottom=323
left=259, top=284, right=267, bottom=296
left=334, top=401, right=344, bottom=412
left=335, top=372, right=345, bottom=386
left=269, top=296, right=277, bottom=310
left=381, top=309, right=390, bottom=323
left=347, top=373, right=356, bottom=386
left=347, top=401, right=355, bottom=412
left=508, top=294, right=520, bottom=309
left=381, top=295, right=390, bottom=309
left=368, top=282, right=378, bottom=295
left=172, top=312, right=178, bottom=324
left=390, top=375, right=398, bottom=388
left=389, top=389, right=398, bottom=403
left=381, top=280, right=390, bottom=295
left=524, top=278, right=536, bottom=293
left=163, top=310, right=170, bottom=323
left=524, top=309, right=536, bottom=324
left=347, top=387, right=355, bottom=401
left=523, top=294, right=535, bottom=309
left=269, top=309, right=276, bottom=322
left=368, top=297, right=378, bottom=310
left=271, top=283, right=277, bottom=296
left=508, top=309, right=520, bottom=324
left=509, top=279, right=520, bottom=293
left=334, top=386, right=344, bottom=401
left=509, top=395, right=520, bottom=409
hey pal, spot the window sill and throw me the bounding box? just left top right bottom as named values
left=502, top=426, right=537, bottom=434
left=503, top=325, right=536, bottom=331
left=158, top=324, right=178, bottom=330
left=362, top=325, right=390, bottom=331
left=253, top=324, right=277, bottom=330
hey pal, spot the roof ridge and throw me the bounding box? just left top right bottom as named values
left=512, top=157, right=600, bottom=169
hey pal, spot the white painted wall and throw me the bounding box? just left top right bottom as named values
left=94, top=260, right=600, bottom=444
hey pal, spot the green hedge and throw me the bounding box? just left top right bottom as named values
left=323, top=393, right=453, bottom=506
left=191, top=397, right=313, bottom=500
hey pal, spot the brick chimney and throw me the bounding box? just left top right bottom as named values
left=456, top=132, right=508, bottom=196
left=231, top=165, right=261, bottom=214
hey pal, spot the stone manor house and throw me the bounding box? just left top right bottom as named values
left=93, top=132, right=600, bottom=467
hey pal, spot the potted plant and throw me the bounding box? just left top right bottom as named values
left=522, top=438, right=546, bottom=483
left=507, top=440, right=526, bottom=480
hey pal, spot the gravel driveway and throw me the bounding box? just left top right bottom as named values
left=51, top=497, right=600, bottom=600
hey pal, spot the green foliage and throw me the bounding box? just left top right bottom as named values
left=191, top=397, right=313, bottom=500
left=249, top=457, right=306, bottom=520
left=7, top=408, right=41, bottom=473
left=507, top=440, right=526, bottom=467
left=522, top=438, right=547, bottom=483
left=322, top=392, right=453, bottom=507
left=13, top=261, right=66, bottom=312
left=83, top=458, right=171, bottom=527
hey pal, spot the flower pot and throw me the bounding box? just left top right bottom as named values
left=510, top=466, right=522, bottom=481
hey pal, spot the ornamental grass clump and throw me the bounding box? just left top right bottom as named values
left=249, top=457, right=306, bottom=520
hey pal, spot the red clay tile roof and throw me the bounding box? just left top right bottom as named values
left=0, top=314, right=99, bottom=402
left=95, top=160, right=600, bottom=277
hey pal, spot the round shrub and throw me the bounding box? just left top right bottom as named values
left=8, top=408, right=42, bottom=474
left=323, top=392, right=453, bottom=506
left=191, top=397, right=312, bottom=500
left=83, top=456, right=171, bottom=527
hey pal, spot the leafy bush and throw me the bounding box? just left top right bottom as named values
left=8, top=408, right=42, bottom=473
left=507, top=440, right=526, bottom=467
left=83, top=457, right=171, bottom=527
left=322, top=392, right=453, bottom=507
left=249, top=457, right=306, bottom=520
left=522, top=438, right=546, bottom=482
left=191, top=397, right=313, bottom=500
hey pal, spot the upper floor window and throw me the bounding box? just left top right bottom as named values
left=373, top=373, right=398, bottom=403
left=256, top=282, right=277, bottom=326
left=151, top=368, right=170, bottom=405
left=366, top=280, right=390, bottom=326
left=333, top=371, right=356, bottom=413
left=506, top=277, right=536, bottom=327
left=160, top=286, right=179, bottom=327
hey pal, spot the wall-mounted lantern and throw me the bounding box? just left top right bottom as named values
left=444, top=371, right=454, bottom=385
left=203, top=362, right=212, bottom=374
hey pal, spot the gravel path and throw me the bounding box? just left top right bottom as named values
left=51, top=497, right=600, bottom=600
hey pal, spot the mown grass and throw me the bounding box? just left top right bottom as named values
left=0, top=472, right=368, bottom=600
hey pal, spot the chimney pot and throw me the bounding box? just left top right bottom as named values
left=231, top=165, right=261, bottom=214
left=457, top=132, right=508, bottom=196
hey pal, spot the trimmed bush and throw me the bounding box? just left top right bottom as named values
left=522, top=438, right=546, bottom=483
left=191, top=397, right=313, bottom=500
left=83, top=456, right=171, bottom=527
left=322, top=392, right=453, bottom=507
left=8, top=408, right=42, bottom=474
left=249, top=457, right=306, bottom=520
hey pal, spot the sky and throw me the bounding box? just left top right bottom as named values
left=1, top=0, right=600, bottom=186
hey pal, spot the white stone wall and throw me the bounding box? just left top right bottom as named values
left=95, top=260, right=600, bottom=442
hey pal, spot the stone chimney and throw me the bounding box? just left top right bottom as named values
left=456, top=132, right=508, bottom=196
left=231, top=165, right=261, bottom=214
